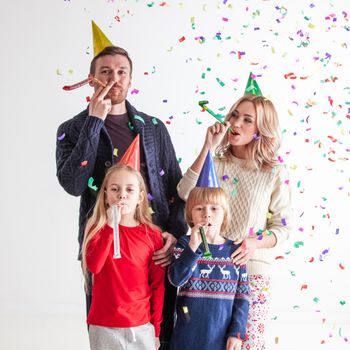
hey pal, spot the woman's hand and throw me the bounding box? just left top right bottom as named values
left=204, top=121, right=231, bottom=151
left=152, top=232, right=177, bottom=266
left=231, top=237, right=258, bottom=265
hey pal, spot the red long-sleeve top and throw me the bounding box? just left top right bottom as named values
left=86, top=223, right=165, bottom=336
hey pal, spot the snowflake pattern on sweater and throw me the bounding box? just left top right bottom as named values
left=168, top=236, right=250, bottom=350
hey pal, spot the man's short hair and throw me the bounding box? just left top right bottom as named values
left=90, top=46, right=133, bottom=76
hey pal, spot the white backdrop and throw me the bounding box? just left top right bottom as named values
left=1, top=0, right=349, bottom=349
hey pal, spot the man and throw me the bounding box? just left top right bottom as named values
left=56, top=45, right=187, bottom=349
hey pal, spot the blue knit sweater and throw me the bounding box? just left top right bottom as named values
left=56, top=100, right=187, bottom=256
left=168, top=236, right=250, bottom=350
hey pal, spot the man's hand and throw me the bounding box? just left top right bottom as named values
left=153, top=232, right=177, bottom=266
left=88, top=80, right=115, bottom=120
left=226, top=336, right=242, bottom=350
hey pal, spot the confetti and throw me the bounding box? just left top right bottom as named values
left=88, top=177, right=98, bottom=191
left=57, top=133, right=65, bottom=141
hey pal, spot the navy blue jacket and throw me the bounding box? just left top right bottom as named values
left=56, top=100, right=187, bottom=256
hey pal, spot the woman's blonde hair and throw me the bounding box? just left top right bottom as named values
left=81, top=164, right=158, bottom=279
left=216, top=94, right=280, bottom=170
left=185, top=187, right=231, bottom=234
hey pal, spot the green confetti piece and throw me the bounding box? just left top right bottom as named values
left=294, top=241, right=304, bottom=248
left=216, top=78, right=225, bottom=87
left=340, top=300, right=346, bottom=305
left=151, top=117, right=158, bottom=125
left=313, top=297, right=320, bottom=303
left=134, top=114, right=145, bottom=124
left=128, top=122, right=134, bottom=131
left=233, top=177, right=239, bottom=184
left=88, top=177, right=98, bottom=191
left=231, top=188, right=237, bottom=197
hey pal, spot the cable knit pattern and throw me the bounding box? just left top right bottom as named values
left=177, top=155, right=293, bottom=275
left=56, top=100, right=188, bottom=256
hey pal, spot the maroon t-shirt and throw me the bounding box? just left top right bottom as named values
left=104, top=113, right=147, bottom=178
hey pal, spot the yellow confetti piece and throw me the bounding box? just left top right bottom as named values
left=113, top=148, right=118, bottom=157
left=148, top=207, right=155, bottom=215
left=266, top=212, right=272, bottom=219
left=183, top=306, right=188, bottom=314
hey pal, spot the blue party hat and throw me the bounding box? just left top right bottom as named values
left=196, top=151, right=220, bottom=188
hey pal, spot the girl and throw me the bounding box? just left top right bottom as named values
left=177, top=95, right=293, bottom=349
left=168, top=187, right=250, bottom=350
left=82, top=164, right=165, bottom=350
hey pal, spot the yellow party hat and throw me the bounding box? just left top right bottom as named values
left=92, top=20, right=113, bottom=56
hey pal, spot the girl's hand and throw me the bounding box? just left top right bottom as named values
left=226, top=336, right=242, bottom=350
left=155, top=337, right=160, bottom=349
left=188, top=224, right=205, bottom=253
left=204, top=121, right=231, bottom=151
left=88, top=80, right=115, bottom=120
left=231, top=237, right=257, bottom=265
left=106, top=205, right=122, bottom=228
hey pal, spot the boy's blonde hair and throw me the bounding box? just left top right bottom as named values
left=185, top=187, right=231, bottom=234
left=81, top=164, right=158, bottom=278
left=216, top=94, right=280, bottom=170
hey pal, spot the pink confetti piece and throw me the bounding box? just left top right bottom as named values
left=131, top=88, right=139, bottom=94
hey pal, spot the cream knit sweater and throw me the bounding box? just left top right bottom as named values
left=177, top=155, right=293, bottom=276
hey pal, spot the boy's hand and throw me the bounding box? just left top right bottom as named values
left=188, top=223, right=204, bottom=252
left=226, top=336, right=242, bottom=350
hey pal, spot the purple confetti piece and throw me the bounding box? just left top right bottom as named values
left=218, top=244, right=225, bottom=250
left=147, top=193, right=154, bottom=201
left=253, top=133, right=260, bottom=140
left=159, top=169, right=165, bottom=176
left=57, top=133, right=66, bottom=141
left=222, top=174, right=229, bottom=181
left=281, top=218, right=287, bottom=226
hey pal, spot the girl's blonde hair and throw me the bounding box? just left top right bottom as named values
left=185, top=187, right=231, bottom=234
left=81, top=164, right=158, bottom=279
left=216, top=94, right=280, bottom=170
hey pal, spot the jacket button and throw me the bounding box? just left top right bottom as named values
left=105, top=161, right=112, bottom=167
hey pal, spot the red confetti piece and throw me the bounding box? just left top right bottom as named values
left=301, top=284, right=308, bottom=291
left=284, top=72, right=297, bottom=79
left=339, top=263, right=345, bottom=269
left=179, top=36, right=186, bottom=42
left=309, top=257, right=314, bottom=263
left=275, top=256, right=284, bottom=260
left=80, top=160, right=88, bottom=167
left=86, top=96, right=91, bottom=102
